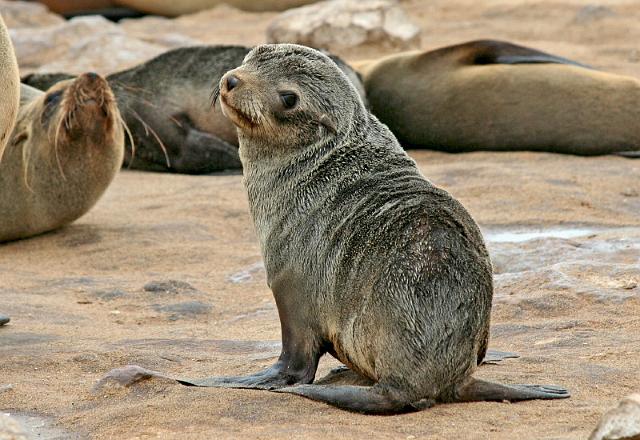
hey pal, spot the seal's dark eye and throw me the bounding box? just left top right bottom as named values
left=280, top=92, right=298, bottom=109
left=44, top=90, right=62, bottom=106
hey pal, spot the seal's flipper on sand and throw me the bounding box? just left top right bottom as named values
left=482, top=349, right=520, bottom=364
left=177, top=367, right=311, bottom=390
left=456, top=379, right=570, bottom=402
left=274, top=384, right=435, bottom=414
left=273, top=378, right=568, bottom=414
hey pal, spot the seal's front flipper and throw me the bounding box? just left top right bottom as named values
left=465, top=40, right=591, bottom=69
left=482, top=349, right=520, bottom=365
left=274, top=384, right=434, bottom=414
left=179, top=369, right=299, bottom=390
left=178, top=353, right=319, bottom=390
left=456, top=378, right=570, bottom=402
left=171, top=113, right=241, bottom=174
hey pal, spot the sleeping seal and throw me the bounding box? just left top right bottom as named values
left=22, top=45, right=367, bottom=174
left=356, top=39, right=640, bottom=156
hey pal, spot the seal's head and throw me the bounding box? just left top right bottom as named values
left=12, top=72, right=124, bottom=195
left=14, top=72, right=124, bottom=177
left=217, top=44, right=364, bottom=156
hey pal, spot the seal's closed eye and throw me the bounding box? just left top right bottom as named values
left=44, top=90, right=62, bottom=106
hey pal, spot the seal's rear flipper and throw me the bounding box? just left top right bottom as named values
left=456, top=378, right=570, bottom=402
left=274, top=384, right=434, bottom=414
left=464, top=40, right=592, bottom=69
left=615, top=151, right=640, bottom=158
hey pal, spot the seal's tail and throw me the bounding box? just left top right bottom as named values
left=455, top=378, right=570, bottom=402
left=273, top=384, right=434, bottom=414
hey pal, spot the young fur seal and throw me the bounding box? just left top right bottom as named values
left=22, top=46, right=366, bottom=174
left=0, top=14, right=20, bottom=160
left=356, top=39, right=640, bottom=155
left=0, top=74, right=124, bottom=243
left=179, top=44, right=569, bottom=413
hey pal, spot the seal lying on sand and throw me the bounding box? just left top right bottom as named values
left=179, top=44, right=569, bottom=413
left=355, top=39, right=640, bottom=155
left=22, top=46, right=367, bottom=174
left=0, top=74, right=124, bottom=243
left=0, top=14, right=20, bottom=160
left=0, top=13, right=20, bottom=323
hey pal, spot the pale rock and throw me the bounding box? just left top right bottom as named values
left=10, top=16, right=166, bottom=75
left=0, top=1, right=63, bottom=29
left=120, top=5, right=270, bottom=47
left=590, top=394, right=640, bottom=440
left=266, top=0, right=421, bottom=51
left=0, top=413, right=28, bottom=440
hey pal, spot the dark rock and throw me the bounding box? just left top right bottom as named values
left=153, top=301, right=212, bottom=320
left=144, top=280, right=198, bottom=294
left=93, top=365, right=176, bottom=393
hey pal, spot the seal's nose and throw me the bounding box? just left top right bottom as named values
left=86, top=72, right=99, bottom=80
left=226, top=74, right=240, bottom=91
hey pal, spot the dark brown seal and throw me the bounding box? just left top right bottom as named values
left=0, top=74, right=124, bottom=242
left=356, top=39, right=640, bottom=156
left=22, top=45, right=367, bottom=174
left=178, top=44, right=569, bottom=413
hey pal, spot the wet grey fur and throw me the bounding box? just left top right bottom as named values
left=22, top=46, right=367, bottom=174
left=179, top=44, right=569, bottom=413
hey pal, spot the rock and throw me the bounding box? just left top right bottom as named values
left=266, top=0, right=421, bottom=51
left=115, top=0, right=321, bottom=16
left=10, top=16, right=166, bottom=75
left=153, top=301, right=212, bottom=320
left=227, top=262, right=265, bottom=284
left=0, top=413, right=28, bottom=440
left=574, top=5, right=616, bottom=24
left=143, top=280, right=197, bottom=295
left=92, top=289, right=127, bottom=301
left=0, top=314, right=9, bottom=326
left=590, top=394, right=640, bottom=440
left=93, top=365, right=176, bottom=393
left=0, top=1, right=64, bottom=29
left=120, top=5, right=267, bottom=47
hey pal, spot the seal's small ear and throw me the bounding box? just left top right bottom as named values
left=317, top=114, right=337, bottom=135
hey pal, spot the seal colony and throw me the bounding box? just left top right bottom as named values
left=178, top=44, right=569, bottom=413
left=356, top=39, right=640, bottom=155
left=0, top=74, right=124, bottom=243
left=23, top=46, right=367, bottom=174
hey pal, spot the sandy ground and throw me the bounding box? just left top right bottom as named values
left=1, top=1, right=640, bottom=439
